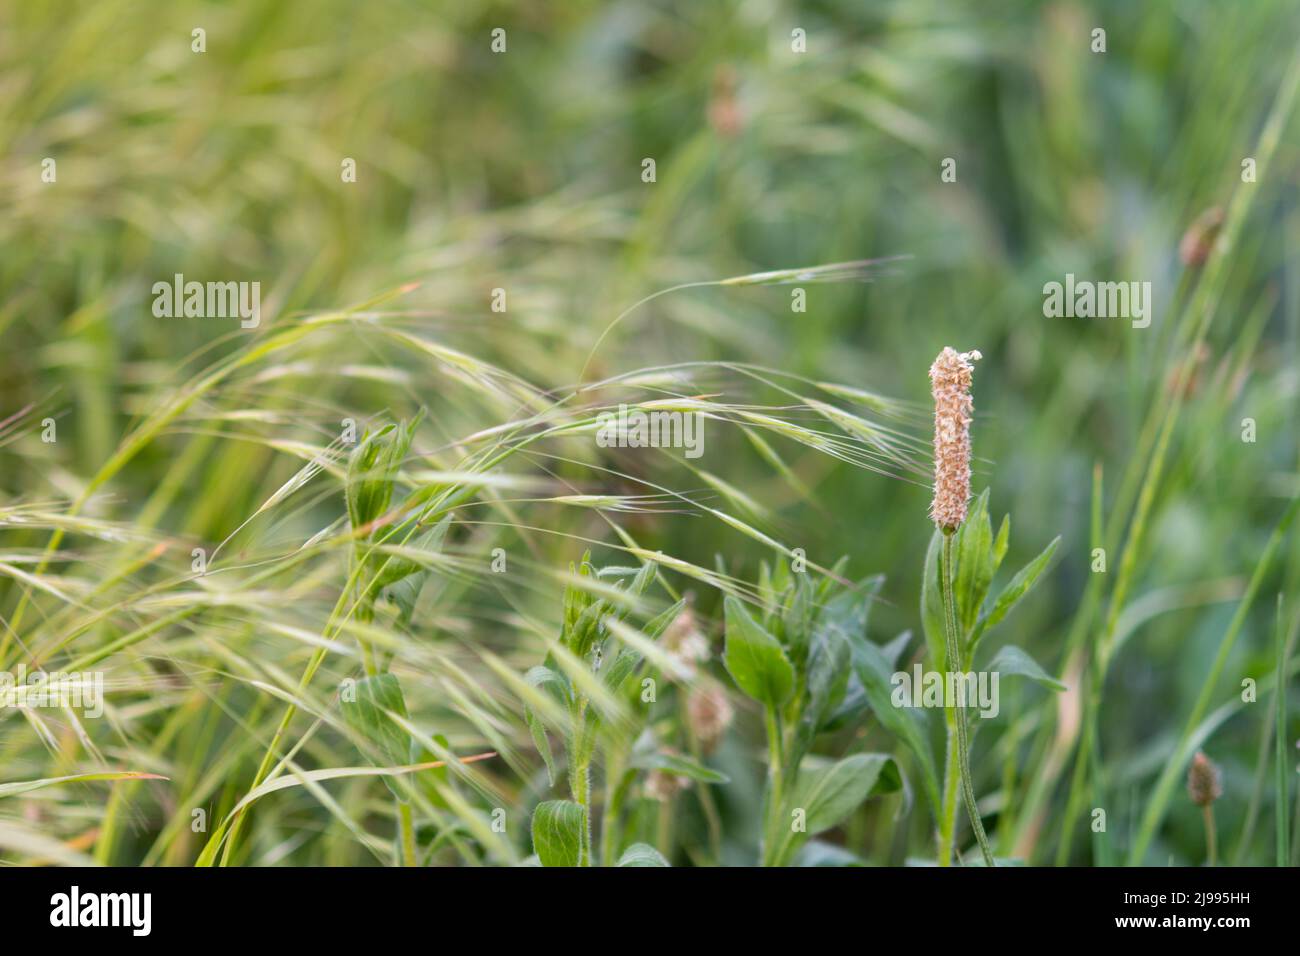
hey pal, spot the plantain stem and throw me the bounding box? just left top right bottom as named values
left=941, top=530, right=995, bottom=866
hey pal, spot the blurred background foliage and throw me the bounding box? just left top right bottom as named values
left=1, top=0, right=1298, bottom=866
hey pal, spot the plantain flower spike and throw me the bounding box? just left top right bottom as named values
left=1187, top=750, right=1223, bottom=807
left=929, top=347, right=981, bottom=532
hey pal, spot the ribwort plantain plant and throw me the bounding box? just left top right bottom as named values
left=925, top=348, right=1062, bottom=866
left=930, top=347, right=993, bottom=865
left=723, top=559, right=905, bottom=866
left=521, top=553, right=729, bottom=866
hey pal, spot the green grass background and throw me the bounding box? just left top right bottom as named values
left=1, top=0, right=1298, bottom=866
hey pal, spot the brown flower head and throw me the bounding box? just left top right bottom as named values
left=686, top=682, right=735, bottom=753
left=929, top=347, right=981, bottom=531
left=1187, top=750, right=1222, bottom=807
left=645, top=767, right=692, bottom=803
left=662, top=599, right=710, bottom=680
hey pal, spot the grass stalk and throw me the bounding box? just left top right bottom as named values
left=1276, top=595, right=1291, bottom=866
left=1128, top=496, right=1300, bottom=863
left=398, top=803, right=417, bottom=867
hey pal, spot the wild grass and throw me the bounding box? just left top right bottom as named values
left=2, top=0, right=1299, bottom=867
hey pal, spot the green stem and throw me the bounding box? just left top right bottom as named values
left=601, top=764, right=634, bottom=868
left=656, top=797, right=675, bottom=858
left=399, top=802, right=417, bottom=866
left=575, top=762, right=592, bottom=865
left=941, top=530, right=995, bottom=866
left=683, top=709, right=724, bottom=863
left=938, top=711, right=960, bottom=866
left=761, top=706, right=785, bottom=866
left=1275, top=595, right=1291, bottom=867
left=1055, top=685, right=1097, bottom=865
left=1204, top=805, right=1217, bottom=866
left=569, top=700, right=593, bottom=866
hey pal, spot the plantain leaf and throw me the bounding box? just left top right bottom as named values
left=531, top=799, right=586, bottom=867
left=523, top=665, right=568, bottom=786
left=603, top=598, right=685, bottom=693
left=921, top=528, right=946, bottom=668
left=793, top=840, right=865, bottom=867
left=617, top=842, right=670, bottom=867
left=769, top=753, right=901, bottom=865
left=955, top=490, right=994, bottom=636
left=794, top=626, right=850, bottom=762
left=340, top=673, right=412, bottom=799
left=853, top=640, right=938, bottom=816
left=723, top=596, right=794, bottom=709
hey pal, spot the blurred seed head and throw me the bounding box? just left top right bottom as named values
left=662, top=599, right=710, bottom=679
left=1187, top=750, right=1222, bottom=807
left=708, top=65, right=743, bottom=139
left=645, top=767, right=691, bottom=802
left=687, top=681, right=734, bottom=752
left=1179, top=206, right=1225, bottom=268
left=1163, top=341, right=1210, bottom=400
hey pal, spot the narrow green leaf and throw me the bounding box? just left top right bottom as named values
left=604, top=598, right=686, bottom=693
left=0, top=771, right=168, bottom=799
left=979, top=535, right=1060, bottom=634
left=991, top=514, right=1010, bottom=573
left=630, top=750, right=729, bottom=784
left=1275, top=595, right=1291, bottom=867
left=523, top=665, right=570, bottom=786
left=986, top=644, right=1066, bottom=691
left=880, top=630, right=912, bottom=670
left=1129, top=496, right=1300, bottom=864
left=921, top=528, right=945, bottom=668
